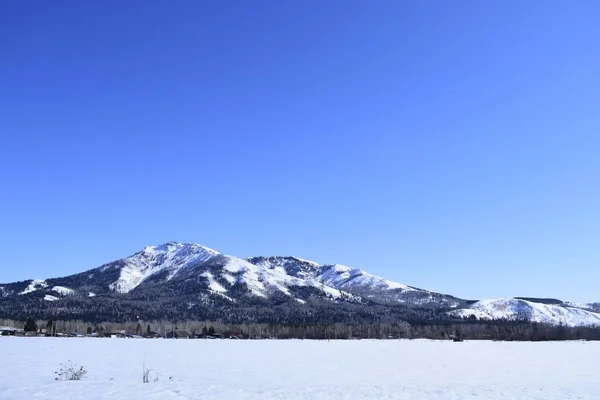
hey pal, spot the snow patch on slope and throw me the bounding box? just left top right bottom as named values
left=201, top=272, right=227, bottom=293
left=289, top=257, right=321, bottom=267
left=318, top=264, right=415, bottom=292
left=52, top=286, right=74, bottom=296
left=224, top=256, right=286, bottom=297
left=221, top=273, right=236, bottom=284
left=19, top=280, right=48, bottom=295
left=44, top=295, right=59, bottom=302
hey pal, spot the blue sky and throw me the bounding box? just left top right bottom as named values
left=1, top=1, right=598, bottom=301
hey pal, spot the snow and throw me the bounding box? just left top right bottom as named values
left=88, top=292, right=96, bottom=297
left=0, top=326, right=22, bottom=332
left=289, top=256, right=321, bottom=266
left=250, top=256, right=321, bottom=274
left=565, top=301, right=595, bottom=310
left=200, top=272, right=227, bottom=293
left=18, top=279, right=47, bottom=295
left=221, top=256, right=356, bottom=300
left=108, top=243, right=220, bottom=293
left=223, top=256, right=255, bottom=274
left=43, top=294, right=59, bottom=301
left=318, top=264, right=415, bottom=292
left=221, top=273, right=236, bottom=284
left=452, top=298, right=600, bottom=327
left=304, top=278, right=343, bottom=299
left=1, top=338, right=599, bottom=400
left=52, top=286, right=74, bottom=296
left=250, top=256, right=416, bottom=296
left=208, top=281, right=227, bottom=293
left=212, top=292, right=235, bottom=302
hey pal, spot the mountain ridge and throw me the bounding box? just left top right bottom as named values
left=1, top=241, right=598, bottom=327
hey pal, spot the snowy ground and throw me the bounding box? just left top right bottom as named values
left=1, top=338, right=598, bottom=399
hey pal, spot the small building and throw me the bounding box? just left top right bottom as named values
left=0, top=326, right=23, bottom=336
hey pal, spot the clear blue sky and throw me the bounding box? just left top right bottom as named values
left=1, top=1, right=598, bottom=302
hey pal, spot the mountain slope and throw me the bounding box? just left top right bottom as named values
left=97, top=243, right=360, bottom=302
left=248, top=256, right=464, bottom=308
left=452, top=298, right=600, bottom=327
left=104, top=242, right=220, bottom=293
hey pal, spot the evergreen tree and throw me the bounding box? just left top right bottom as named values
left=24, top=316, right=37, bottom=332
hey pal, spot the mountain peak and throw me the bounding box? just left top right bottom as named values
left=142, top=241, right=221, bottom=255
left=249, top=255, right=321, bottom=266
left=108, top=242, right=221, bottom=293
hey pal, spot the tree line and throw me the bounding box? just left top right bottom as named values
left=3, top=317, right=600, bottom=341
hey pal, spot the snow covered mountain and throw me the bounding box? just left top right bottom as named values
left=452, top=298, right=600, bottom=327
left=110, top=243, right=362, bottom=302
left=0, top=243, right=364, bottom=314
left=0, top=242, right=598, bottom=327
left=0, top=243, right=452, bottom=308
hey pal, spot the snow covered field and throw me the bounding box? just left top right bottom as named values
left=1, top=338, right=598, bottom=399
